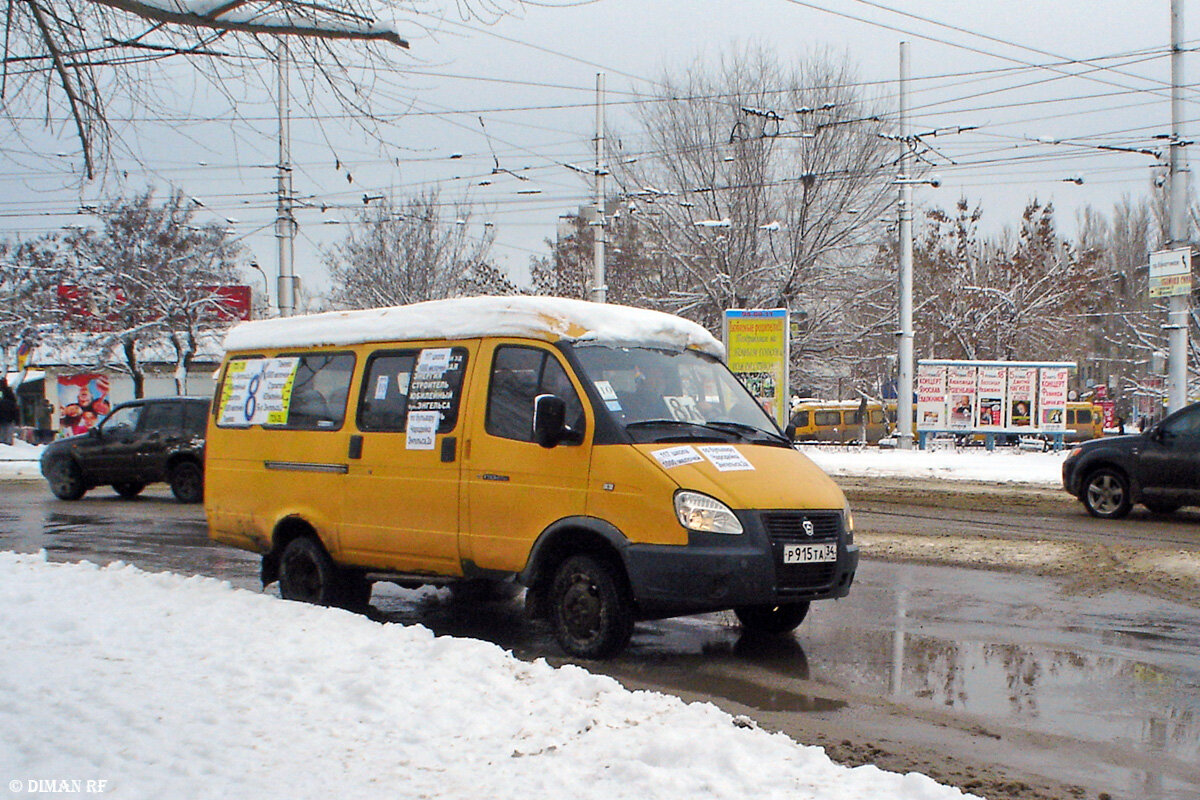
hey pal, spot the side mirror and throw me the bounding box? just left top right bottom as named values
left=785, top=423, right=796, bottom=439
left=532, top=394, right=567, bottom=449
left=87, top=427, right=102, bottom=439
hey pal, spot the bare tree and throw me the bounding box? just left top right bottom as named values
left=533, top=46, right=895, bottom=396
left=0, top=235, right=73, bottom=370
left=63, top=188, right=242, bottom=396
left=323, top=189, right=502, bottom=308
left=906, top=198, right=1100, bottom=365
left=0, top=0, right=549, bottom=177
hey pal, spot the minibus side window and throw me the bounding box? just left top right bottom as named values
left=486, top=346, right=584, bottom=444
left=358, top=353, right=417, bottom=431
left=280, top=353, right=356, bottom=430
left=792, top=410, right=809, bottom=427
left=814, top=410, right=841, bottom=427
left=357, top=348, right=468, bottom=434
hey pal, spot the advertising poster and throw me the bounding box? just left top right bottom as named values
left=946, top=365, right=977, bottom=430
left=976, top=366, right=1006, bottom=429
left=724, top=308, right=789, bottom=428
left=1038, top=367, right=1069, bottom=431
left=916, top=364, right=947, bottom=430
left=57, top=374, right=111, bottom=435
left=1007, top=366, right=1037, bottom=430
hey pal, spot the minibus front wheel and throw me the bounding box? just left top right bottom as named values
left=549, top=554, right=634, bottom=659
left=734, top=602, right=810, bottom=635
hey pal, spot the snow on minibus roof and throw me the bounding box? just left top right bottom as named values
left=222, top=296, right=725, bottom=357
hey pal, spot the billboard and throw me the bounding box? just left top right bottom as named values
left=724, top=308, right=789, bottom=428
left=916, top=360, right=1075, bottom=435
left=56, top=284, right=252, bottom=330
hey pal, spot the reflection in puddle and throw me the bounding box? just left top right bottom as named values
left=803, top=561, right=1200, bottom=799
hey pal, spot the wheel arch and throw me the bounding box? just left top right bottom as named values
left=165, top=451, right=202, bottom=475
left=519, top=517, right=632, bottom=613
left=1079, top=457, right=1140, bottom=502
left=261, top=515, right=324, bottom=587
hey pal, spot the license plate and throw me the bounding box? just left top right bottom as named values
left=782, top=543, right=837, bottom=564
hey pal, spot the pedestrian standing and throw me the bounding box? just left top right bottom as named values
left=0, top=377, right=18, bottom=446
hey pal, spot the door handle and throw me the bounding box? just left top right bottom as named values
left=441, top=436, right=457, bottom=463
left=348, top=434, right=363, bottom=459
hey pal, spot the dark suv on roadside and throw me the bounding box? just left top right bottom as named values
left=1062, top=400, right=1200, bottom=519
left=40, top=396, right=210, bottom=503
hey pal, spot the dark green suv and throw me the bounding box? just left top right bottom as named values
left=40, top=396, right=210, bottom=503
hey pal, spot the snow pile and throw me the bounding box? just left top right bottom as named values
left=0, top=440, right=43, bottom=479
left=802, top=445, right=1067, bottom=486
left=0, top=552, right=977, bottom=800
left=222, top=295, right=725, bottom=357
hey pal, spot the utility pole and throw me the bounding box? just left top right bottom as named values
left=276, top=38, right=296, bottom=318
left=1167, top=0, right=1190, bottom=412
left=591, top=72, right=607, bottom=303
left=896, top=42, right=915, bottom=448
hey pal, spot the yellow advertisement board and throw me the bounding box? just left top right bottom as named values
left=724, top=308, right=789, bottom=428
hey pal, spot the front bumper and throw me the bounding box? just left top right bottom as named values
left=622, top=509, right=858, bottom=619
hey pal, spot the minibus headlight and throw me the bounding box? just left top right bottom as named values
left=674, top=491, right=744, bottom=534
left=842, top=500, right=855, bottom=545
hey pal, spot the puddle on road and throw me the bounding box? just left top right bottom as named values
left=800, top=560, right=1200, bottom=799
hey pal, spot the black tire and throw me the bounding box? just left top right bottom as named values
left=548, top=554, right=634, bottom=659
left=112, top=481, right=145, bottom=499
left=278, top=537, right=343, bottom=606
left=1144, top=501, right=1181, bottom=516
left=46, top=458, right=86, bottom=501
left=169, top=461, right=204, bottom=504
left=1082, top=468, right=1132, bottom=519
left=734, top=602, right=811, bottom=634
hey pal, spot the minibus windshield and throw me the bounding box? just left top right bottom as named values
left=571, top=345, right=789, bottom=446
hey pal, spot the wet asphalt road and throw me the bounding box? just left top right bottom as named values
left=1, top=479, right=1198, bottom=800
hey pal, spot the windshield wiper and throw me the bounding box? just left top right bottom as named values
left=624, top=418, right=789, bottom=445
left=704, top=420, right=791, bottom=445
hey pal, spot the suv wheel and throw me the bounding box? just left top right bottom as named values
left=46, top=459, right=86, bottom=501
left=169, top=461, right=204, bottom=503
left=1083, top=468, right=1132, bottom=519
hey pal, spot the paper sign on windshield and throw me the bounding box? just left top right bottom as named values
left=664, top=395, right=706, bottom=424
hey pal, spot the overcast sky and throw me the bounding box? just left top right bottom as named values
left=0, top=0, right=1189, bottom=301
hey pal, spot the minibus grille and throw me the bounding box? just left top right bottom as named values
left=760, top=510, right=842, bottom=590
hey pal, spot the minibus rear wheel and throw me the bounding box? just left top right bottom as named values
left=279, top=537, right=345, bottom=607
left=549, top=554, right=634, bottom=659
left=734, top=602, right=810, bottom=634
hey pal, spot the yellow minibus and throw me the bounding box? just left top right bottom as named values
left=205, top=296, right=858, bottom=658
